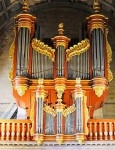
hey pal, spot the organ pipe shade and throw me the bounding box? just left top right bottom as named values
left=45, top=113, right=54, bottom=134
left=91, top=28, right=104, bottom=77
left=32, top=50, right=53, bottom=79
left=68, top=50, right=89, bottom=79
left=57, top=112, right=63, bottom=134
left=75, top=97, right=83, bottom=133
left=65, top=112, right=74, bottom=134
left=56, top=45, right=65, bottom=77
left=17, top=27, right=30, bottom=76
left=36, top=98, right=43, bottom=133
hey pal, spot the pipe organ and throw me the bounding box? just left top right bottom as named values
left=9, top=0, right=113, bottom=145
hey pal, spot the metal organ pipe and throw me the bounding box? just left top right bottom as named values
left=91, top=29, right=104, bottom=77
left=75, top=97, right=83, bottom=133
left=68, top=50, right=90, bottom=79
left=36, top=98, right=44, bottom=134
left=17, top=28, right=30, bottom=76
left=56, top=45, right=65, bottom=77
left=32, top=51, right=53, bottom=79
left=65, top=112, right=74, bottom=134
left=57, top=112, right=63, bottom=134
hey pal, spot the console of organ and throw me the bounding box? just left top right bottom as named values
left=9, top=0, right=113, bottom=144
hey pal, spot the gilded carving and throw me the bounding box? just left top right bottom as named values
left=84, top=95, right=89, bottom=135
left=66, top=39, right=90, bottom=61
left=30, top=96, right=36, bottom=136
left=89, top=23, right=105, bottom=33
left=9, top=28, right=16, bottom=80
left=43, top=104, right=56, bottom=117
left=56, top=134, right=64, bottom=145
left=9, top=37, right=15, bottom=80
left=15, top=85, right=28, bottom=96
left=93, top=85, right=106, bottom=97
left=63, top=104, right=76, bottom=117
left=18, top=22, right=31, bottom=32
left=35, top=134, right=44, bottom=145
left=55, top=85, right=66, bottom=99
left=106, top=29, right=113, bottom=82
left=32, top=38, right=55, bottom=61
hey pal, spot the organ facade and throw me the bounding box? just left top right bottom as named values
left=0, top=0, right=114, bottom=145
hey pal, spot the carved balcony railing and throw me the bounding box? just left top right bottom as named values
left=0, top=119, right=32, bottom=141
left=87, top=119, right=115, bottom=141
left=0, top=119, right=115, bottom=143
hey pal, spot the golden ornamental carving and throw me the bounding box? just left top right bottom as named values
left=32, top=38, right=55, bottom=61
left=76, top=133, right=85, bottom=144
left=9, top=29, right=16, bottom=80
left=36, top=79, right=47, bottom=99
left=43, top=104, right=56, bottom=117
left=63, top=104, right=76, bottom=117
left=35, top=134, right=44, bottom=145
left=56, top=134, right=64, bottom=145
left=9, top=39, right=15, bottom=80
left=93, top=85, right=106, bottom=97
left=89, top=23, right=105, bottom=33
left=18, top=22, right=31, bottom=32
left=15, top=85, right=28, bottom=96
left=58, top=23, right=64, bottom=35
left=66, top=39, right=90, bottom=61
left=30, top=96, right=36, bottom=136
left=106, top=29, right=113, bottom=82
left=83, top=95, right=89, bottom=135
left=93, top=0, right=100, bottom=13
left=22, top=0, right=28, bottom=13
left=55, top=85, right=66, bottom=99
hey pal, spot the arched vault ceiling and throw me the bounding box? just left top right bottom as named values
left=0, top=0, right=115, bottom=34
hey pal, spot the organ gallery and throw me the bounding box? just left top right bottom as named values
left=0, top=0, right=114, bottom=145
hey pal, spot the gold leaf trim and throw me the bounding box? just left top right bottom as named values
left=30, top=97, right=36, bottom=136
left=9, top=39, right=15, bottom=80
left=66, top=39, right=90, bottom=61
left=43, top=104, right=56, bottom=117
left=63, top=104, right=76, bottom=117
left=106, top=29, right=113, bottom=82
left=84, top=95, right=89, bottom=135
left=32, top=38, right=55, bottom=61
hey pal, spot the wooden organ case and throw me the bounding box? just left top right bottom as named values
left=9, top=0, right=113, bottom=144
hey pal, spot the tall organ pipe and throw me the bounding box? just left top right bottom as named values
left=36, top=98, right=44, bottom=133
left=91, top=29, right=104, bottom=77
left=75, top=97, right=83, bottom=133
left=56, top=45, right=65, bottom=77
left=17, top=27, right=30, bottom=76
left=57, top=112, right=63, bottom=134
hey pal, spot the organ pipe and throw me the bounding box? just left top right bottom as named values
left=45, top=113, right=54, bottom=134
left=56, top=45, right=65, bottom=76
left=35, top=79, right=47, bottom=134
left=68, top=50, right=90, bottom=79
left=17, top=28, right=30, bottom=76
left=72, top=78, right=89, bottom=143
left=65, top=112, right=74, bottom=134
left=52, top=23, right=70, bottom=78
left=91, top=29, right=104, bottom=77
left=87, top=0, right=108, bottom=78
left=32, top=51, right=53, bottom=79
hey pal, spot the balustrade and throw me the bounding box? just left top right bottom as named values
left=0, top=119, right=32, bottom=141
left=88, top=119, right=115, bottom=141
left=0, top=119, right=115, bottom=142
